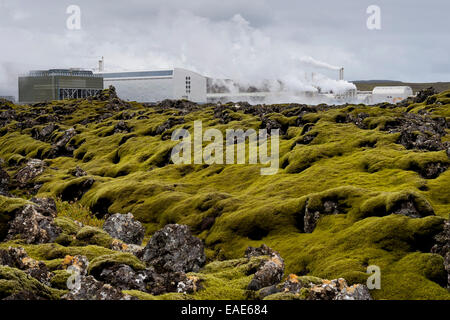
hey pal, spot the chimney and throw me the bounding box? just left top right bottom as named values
left=98, top=56, right=104, bottom=72
left=339, top=67, right=344, bottom=81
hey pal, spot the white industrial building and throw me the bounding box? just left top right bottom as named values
left=98, top=68, right=207, bottom=103
left=370, top=86, right=413, bottom=104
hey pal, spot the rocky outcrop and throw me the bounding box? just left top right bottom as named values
left=304, top=199, right=341, bottom=233
left=431, top=220, right=449, bottom=288
left=14, top=159, right=46, bottom=186
left=50, top=128, right=77, bottom=157
left=0, top=246, right=53, bottom=286
left=246, top=245, right=285, bottom=291
left=69, top=166, right=87, bottom=177
left=383, top=114, right=447, bottom=152
left=62, top=275, right=134, bottom=300
left=260, top=274, right=372, bottom=300
left=98, top=264, right=147, bottom=291
left=31, top=123, right=58, bottom=141
left=142, top=224, right=206, bottom=273
left=5, top=198, right=61, bottom=244
left=113, top=120, right=131, bottom=134
left=103, top=213, right=145, bottom=245
left=308, top=278, right=372, bottom=300
left=0, top=166, right=10, bottom=196
left=414, top=87, right=437, bottom=103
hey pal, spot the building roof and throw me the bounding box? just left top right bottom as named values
left=372, top=86, right=413, bottom=95
left=26, top=69, right=98, bottom=77
left=99, top=70, right=174, bottom=79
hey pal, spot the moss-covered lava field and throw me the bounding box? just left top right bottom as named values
left=0, top=87, right=448, bottom=300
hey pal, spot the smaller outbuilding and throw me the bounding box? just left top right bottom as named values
left=371, top=86, right=413, bottom=104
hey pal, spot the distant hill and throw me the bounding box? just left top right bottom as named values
left=351, top=80, right=450, bottom=93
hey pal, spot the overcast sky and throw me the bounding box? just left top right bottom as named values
left=1, top=0, right=449, bottom=96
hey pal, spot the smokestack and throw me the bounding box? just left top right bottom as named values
left=98, top=56, right=104, bottom=72
left=339, top=67, right=344, bottom=81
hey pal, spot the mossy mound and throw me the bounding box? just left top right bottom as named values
left=0, top=89, right=449, bottom=299
left=0, top=265, right=65, bottom=299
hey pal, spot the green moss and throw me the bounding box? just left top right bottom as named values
left=0, top=266, right=65, bottom=299
left=0, top=242, right=113, bottom=261
left=88, top=252, right=146, bottom=277
left=1, top=92, right=449, bottom=300
left=263, top=291, right=305, bottom=300
left=72, top=226, right=113, bottom=248
left=50, top=270, right=71, bottom=290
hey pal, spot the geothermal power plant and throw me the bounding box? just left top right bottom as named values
left=15, top=58, right=414, bottom=105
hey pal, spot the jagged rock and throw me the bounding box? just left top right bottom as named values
left=0, top=247, right=53, bottom=286
left=145, top=269, right=187, bottom=295
left=379, top=113, right=447, bottom=152
left=3, top=290, right=46, bottom=300
left=414, top=87, right=437, bottom=103
left=177, top=275, right=202, bottom=294
left=0, top=166, right=10, bottom=196
left=69, top=166, right=87, bottom=177
left=98, top=264, right=147, bottom=291
left=397, top=129, right=444, bottom=151
left=62, top=275, right=134, bottom=300
left=307, top=278, right=372, bottom=300
left=246, top=245, right=284, bottom=291
left=155, top=118, right=184, bottom=136
left=31, top=123, right=58, bottom=141
left=260, top=116, right=287, bottom=135
left=304, top=199, right=340, bottom=233
left=14, top=159, right=46, bottom=186
left=431, top=220, right=450, bottom=288
left=5, top=198, right=61, bottom=244
left=142, top=224, right=206, bottom=273
left=334, top=284, right=373, bottom=300
left=296, top=132, right=318, bottom=145
left=94, top=85, right=118, bottom=102
left=110, top=239, right=144, bottom=258
left=419, top=162, right=448, bottom=179
left=113, top=120, right=131, bottom=134
left=391, top=197, right=430, bottom=218
left=103, top=213, right=145, bottom=245
left=50, top=128, right=77, bottom=157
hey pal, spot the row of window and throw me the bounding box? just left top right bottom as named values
left=185, top=76, right=191, bottom=94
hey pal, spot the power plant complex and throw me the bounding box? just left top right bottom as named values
left=14, top=61, right=414, bottom=105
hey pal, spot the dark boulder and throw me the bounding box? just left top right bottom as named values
left=31, top=123, right=58, bottom=141
left=246, top=245, right=284, bottom=291
left=142, top=224, right=206, bottom=273
left=98, top=264, right=148, bottom=291
left=113, top=120, right=131, bottom=134
left=308, top=278, right=372, bottom=300
left=431, top=220, right=449, bottom=288
left=5, top=197, right=61, bottom=244
left=69, top=166, right=87, bottom=177
left=14, top=159, right=46, bottom=186
left=103, top=213, right=145, bottom=245
left=0, top=247, right=53, bottom=286
left=62, top=275, right=134, bottom=300
left=50, top=128, right=77, bottom=157
left=0, top=166, right=10, bottom=196
left=304, top=199, right=340, bottom=233
left=414, top=87, right=437, bottom=103
left=419, top=162, right=448, bottom=179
